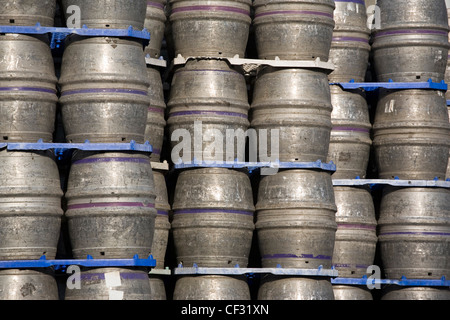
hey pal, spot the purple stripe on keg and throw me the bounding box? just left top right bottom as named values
left=61, top=88, right=148, bottom=96
left=332, top=36, right=369, bottom=43
left=255, top=10, right=334, bottom=19
left=379, top=231, right=450, bottom=236
left=73, top=157, right=149, bottom=165
left=334, top=0, right=365, bottom=5
left=147, top=1, right=165, bottom=9
left=262, top=253, right=332, bottom=260
left=67, top=202, right=155, bottom=210
left=332, top=127, right=371, bottom=133
left=0, top=87, right=57, bottom=94
left=337, top=224, right=376, bottom=230
left=171, top=5, right=250, bottom=16
left=157, top=210, right=169, bottom=216
left=169, top=110, right=248, bottom=119
left=148, top=107, right=165, bottom=113
left=175, top=68, right=242, bottom=75
left=173, top=208, right=254, bottom=216
left=374, top=29, right=448, bottom=37
left=80, top=272, right=149, bottom=281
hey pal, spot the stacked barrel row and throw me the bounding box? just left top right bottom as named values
left=371, top=0, right=450, bottom=300
left=58, top=0, right=170, bottom=300
left=0, top=2, right=63, bottom=300
left=0, top=0, right=169, bottom=300
left=445, top=6, right=450, bottom=179
left=164, top=0, right=254, bottom=300
left=251, top=0, right=338, bottom=301
left=326, top=1, right=376, bottom=300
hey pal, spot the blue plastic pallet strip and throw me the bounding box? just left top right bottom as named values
left=331, top=276, right=450, bottom=287
left=330, top=79, right=447, bottom=91
left=0, top=24, right=150, bottom=49
left=0, top=255, right=156, bottom=270
left=173, top=159, right=336, bottom=172
left=332, top=177, right=450, bottom=188
left=0, top=140, right=153, bottom=155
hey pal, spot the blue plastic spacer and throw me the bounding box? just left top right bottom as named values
left=4, top=140, right=153, bottom=156
left=0, top=24, right=150, bottom=48
left=330, top=78, right=448, bottom=92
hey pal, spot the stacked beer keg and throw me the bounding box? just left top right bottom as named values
left=326, top=1, right=377, bottom=300
left=143, top=0, right=171, bottom=300
left=251, top=0, right=337, bottom=300
left=56, top=0, right=160, bottom=300
left=0, top=1, right=62, bottom=300
left=446, top=6, right=450, bottom=179
left=371, top=0, right=450, bottom=300
left=166, top=0, right=255, bottom=300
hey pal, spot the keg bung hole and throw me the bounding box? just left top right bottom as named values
left=428, top=272, right=433, bottom=276
left=100, top=251, right=105, bottom=256
left=305, top=261, right=309, bottom=264
left=121, top=137, right=126, bottom=141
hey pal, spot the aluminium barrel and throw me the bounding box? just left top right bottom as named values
left=61, top=0, right=147, bottom=30
left=0, top=269, right=59, bottom=300
left=168, top=0, right=251, bottom=58
left=171, top=167, right=255, bottom=267
left=173, top=275, right=251, bottom=300
left=145, top=66, right=167, bottom=162
left=151, top=170, right=171, bottom=269
left=168, top=59, right=250, bottom=163
left=0, top=0, right=56, bottom=26
left=0, top=34, right=57, bottom=143
left=59, top=36, right=149, bottom=144
left=251, top=67, right=332, bottom=163
left=378, top=187, right=450, bottom=280
left=253, top=0, right=335, bottom=60
left=255, top=169, right=337, bottom=269
left=327, top=85, right=372, bottom=179
left=328, top=0, right=371, bottom=82
left=373, top=89, right=450, bottom=180
left=372, top=0, right=450, bottom=82
left=64, top=268, right=153, bottom=300
left=332, top=186, right=377, bottom=278
left=144, top=0, right=167, bottom=58
left=64, top=152, right=157, bottom=259
left=381, top=286, right=450, bottom=301
left=257, top=275, right=335, bottom=300
left=0, top=150, right=63, bottom=260
left=332, top=285, right=373, bottom=300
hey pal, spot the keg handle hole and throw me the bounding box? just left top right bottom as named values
left=100, top=251, right=105, bottom=256
left=416, top=76, right=421, bottom=80
left=9, top=19, right=15, bottom=24
left=2, top=136, right=8, bottom=141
